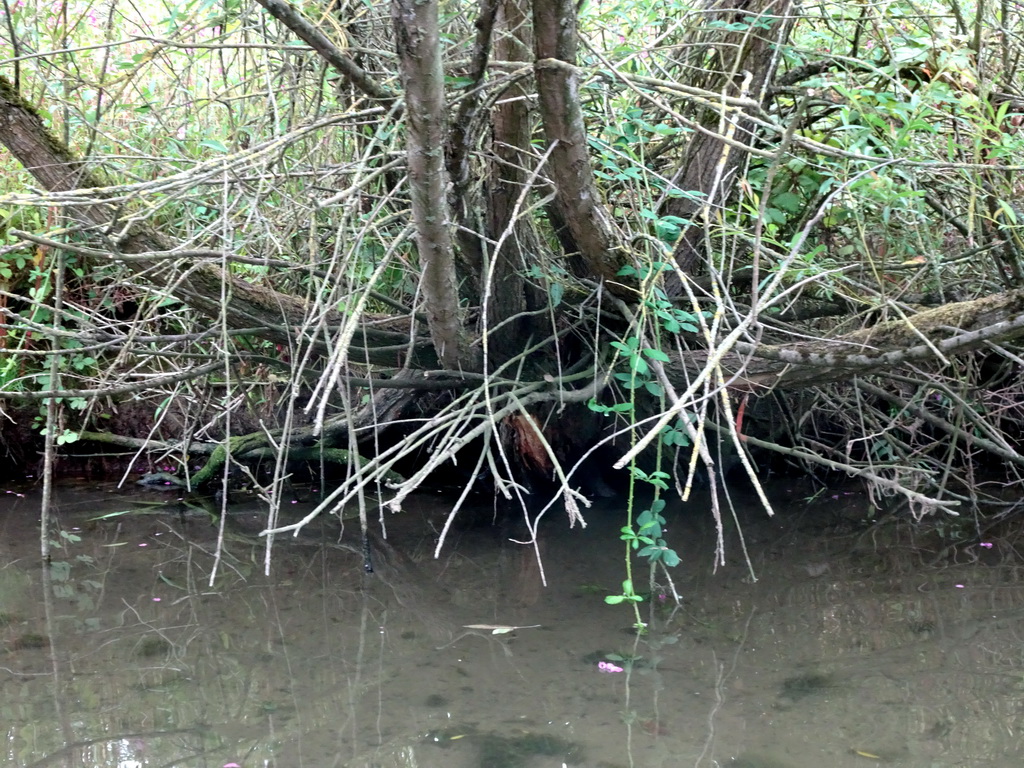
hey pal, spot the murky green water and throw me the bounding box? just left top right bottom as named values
left=2, top=481, right=1023, bottom=767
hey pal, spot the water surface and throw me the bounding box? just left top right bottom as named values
left=1, top=482, right=1022, bottom=767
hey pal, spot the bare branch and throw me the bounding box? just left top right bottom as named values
left=255, top=0, right=396, bottom=103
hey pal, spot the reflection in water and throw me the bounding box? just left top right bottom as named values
left=1, top=482, right=1023, bottom=767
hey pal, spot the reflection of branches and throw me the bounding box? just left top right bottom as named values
left=695, top=608, right=755, bottom=768
left=23, top=728, right=208, bottom=768
left=38, top=549, right=74, bottom=759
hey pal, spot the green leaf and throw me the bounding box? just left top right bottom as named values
left=642, top=348, right=670, bottom=362
left=200, top=138, right=228, bottom=153
left=617, top=264, right=639, bottom=277
left=772, top=190, right=803, bottom=212
left=50, top=561, right=71, bottom=581
left=644, top=380, right=664, bottom=397
left=550, top=281, right=564, bottom=307
left=996, top=200, right=1018, bottom=225
left=56, top=429, right=79, bottom=446
left=613, top=372, right=643, bottom=389
left=637, top=520, right=662, bottom=537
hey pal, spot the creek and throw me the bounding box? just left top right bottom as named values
left=1, top=480, right=1022, bottom=768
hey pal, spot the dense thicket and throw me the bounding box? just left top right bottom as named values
left=3, top=0, right=1024, bottom=568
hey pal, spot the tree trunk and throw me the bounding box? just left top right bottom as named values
left=393, top=0, right=470, bottom=371
left=484, top=0, right=548, bottom=360
left=532, top=0, right=625, bottom=284
left=662, top=0, right=794, bottom=276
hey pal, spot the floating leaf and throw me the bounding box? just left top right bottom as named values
left=462, top=624, right=540, bottom=633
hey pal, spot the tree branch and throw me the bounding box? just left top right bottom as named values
left=255, top=0, right=396, bottom=104
left=0, top=75, right=436, bottom=369
left=668, top=288, right=1024, bottom=392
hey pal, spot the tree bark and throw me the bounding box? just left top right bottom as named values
left=445, top=0, right=499, bottom=297
left=393, top=0, right=470, bottom=371
left=483, top=0, right=546, bottom=360
left=532, top=0, right=625, bottom=284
